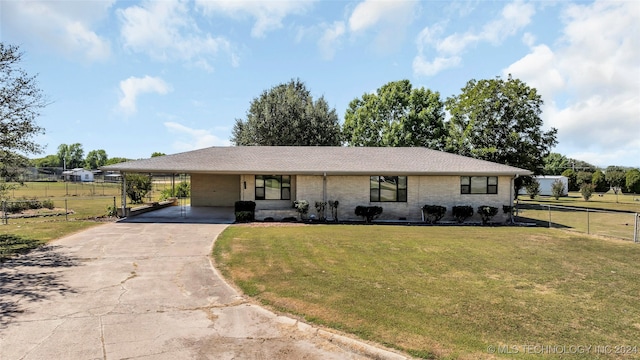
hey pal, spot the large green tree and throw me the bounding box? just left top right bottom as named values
left=57, top=143, right=84, bottom=169
left=445, top=75, right=557, bottom=174
left=32, top=154, right=61, bottom=168
left=625, top=169, right=640, bottom=194
left=605, top=166, right=626, bottom=191
left=543, top=153, right=570, bottom=175
left=85, top=149, right=108, bottom=169
left=231, top=79, right=341, bottom=146
left=342, top=80, right=447, bottom=149
left=1, top=43, right=47, bottom=180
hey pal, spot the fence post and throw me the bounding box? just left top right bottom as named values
left=65, top=199, right=68, bottom=222
left=635, top=213, right=638, bottom=244
left=548, top=205, right=551, bottom=228
left=587, top=208, right=590, bottom=234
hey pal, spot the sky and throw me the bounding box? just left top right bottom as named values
left=1, top=0, right=638, bottom=168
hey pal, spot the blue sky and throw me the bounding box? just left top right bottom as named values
left=2, top=0, right=638, bottom=167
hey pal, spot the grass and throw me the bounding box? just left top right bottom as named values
left=214, top=224, right=640, bottom=359
left=516, top=192, right=639, bottom=241
left=518, top=192, right=640, bottom=213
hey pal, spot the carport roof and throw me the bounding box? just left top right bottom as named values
left=100, top=146, right=532, bottom=176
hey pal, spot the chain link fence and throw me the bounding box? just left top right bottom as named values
left=516, top=203, right=639, bottom=243
left=1, top=178, right=188, bottom=225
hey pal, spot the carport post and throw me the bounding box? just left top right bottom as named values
left=121, top=172, right=127, bottom=217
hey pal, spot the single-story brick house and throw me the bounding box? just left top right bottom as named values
left=101, top=146, right=531, bottom=222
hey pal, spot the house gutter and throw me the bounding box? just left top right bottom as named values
left=510, top=174, right=519, bottom=224
left=323, top=172, right=327, bottom=220
left=121, top=172, right=127, bottom=218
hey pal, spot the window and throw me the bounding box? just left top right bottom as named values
left=461, top=176, right=498, bottom=194
left=370, top=176, right=407, bottom=202
left=255, top=175, right=291, bottom=200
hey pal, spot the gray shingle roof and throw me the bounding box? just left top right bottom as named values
left=101, top=146, right=532, bottom=176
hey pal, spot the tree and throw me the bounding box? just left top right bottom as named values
left=525, top=179, right=541, bottom=199
left=85, top=149, right=108, bottom=169
left=32, top=154, right=61, bottom=168
left=562, top=169, right=578, bottom=192
left=551, top=179, right=565, bottom=200
left=231, top=79, right=341, bottom=146
left=591, top=170, right=608, bottom=193
left=625, top=169, right=640, bottom=194
left=342, top=80, right=448, bottom=149
left=151, top=152, right=166, bottom=157
left=445, top=75, right=558, bottom=176
left=569, top=158, right=597, bottom=172
left=543, top=153, right=570, bottom=175
left=576, top=171, right=593, bottom=187
left=0, top=43, right=47, bottom=181
left=605, top=166, right=626, bottom=202
left=105, top=157, right=130, bottom=165
left=580, top=183, right=595, bottom=201
left=125, top=173, right=152, bottom=204
left=57, top=143, right=84, bottom=169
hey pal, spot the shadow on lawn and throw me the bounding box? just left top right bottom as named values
left=0, top=239, right=80, bottom=328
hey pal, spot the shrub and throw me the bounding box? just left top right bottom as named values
left=106, top=205, right=117, bottom=217
left=234, top=201, right=256, bottom=212
left=234, top=201, right=256, bottom=222
left=525, top=179, right=541, bottom=199
left=551, top=179, right=565, bottom=200
left=125, top=173, right=152, bottom=204
left=315, top=201, right=327, bottom=221
left=355, top=206, right=383, bottom=223
left=580, top=183, right=595, bottom=201
left=41, top=199, right=54, bottom=210
left=422, top=205, right=446, bottom=224
left=235, top=211, right=254, bottom=223
left=477, top=206, right=499, bottom=225
left=294, top=200, right=310, bottom=220
left=328, top=200, right=339, bottom=222
left=452, top=206, right=473, bottom=223
left=159, top=181, right=191, bottom=200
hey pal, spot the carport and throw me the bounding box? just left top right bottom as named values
left=120, top=205, right=235, bottom=224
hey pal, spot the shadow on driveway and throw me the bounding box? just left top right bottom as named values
left=0, top=245, right=80, bottom=328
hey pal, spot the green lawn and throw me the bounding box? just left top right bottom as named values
left=518, top=192, right=640, bottom=213
left=214, top=225, right=640, bottom=359
left=516, top=192, right=639, bottom=241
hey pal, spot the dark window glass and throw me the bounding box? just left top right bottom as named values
left=460, top=176, right=498, bottom=195
left=255, top=175, right=291, bottom=200
left=370, top=176, right=407, bottom=202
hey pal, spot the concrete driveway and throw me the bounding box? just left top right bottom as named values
left=0, top=216, right=407, bottom=359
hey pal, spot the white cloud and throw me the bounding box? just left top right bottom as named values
left=195, top=0, right=314, bottom=38
left=504, top=1, right=640, bottom=167
left=119, top=76, right=172, bottom=115
left=318, top=21, right=346, bottom=60
left=348, top=0, right=418, bottom=52
left=164, top=122, right=230, bottom=151
left=412, top=55, right=461, bottom=76
left=414, top=0, right=535, bottom=76
left=2, top=0, right=113, bottom=62
left=118, top=0, right=232, bottom=71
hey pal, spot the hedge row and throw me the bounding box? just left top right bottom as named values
left=2, top=198, right=55, bottom=213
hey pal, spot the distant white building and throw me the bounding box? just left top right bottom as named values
left=520, top=175, right=568, bottom=196
left=62, top=168, right=94, bottom=182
